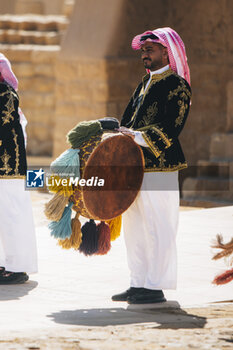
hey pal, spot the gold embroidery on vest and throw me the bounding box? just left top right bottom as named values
left=130, top=69, right=174, bottom=128
left=0, top=174, right=25, bottom=179
left=0, top=149, right=12, bottom=174
left=148, top=68, right=174, bottom=93
left=144, top=162, right=188, bottom=172
left=0, top=87, right=17, bottom=126
left=12, top=128, right=19, bottom=174
left=138, top=102, right=158, bottom=127
left=158, top=152, right=166, bottom=168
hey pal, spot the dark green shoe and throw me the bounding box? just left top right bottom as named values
left=127, top=289, right=166, bottom=304
left=0, top=272, right=29, bottom=284
left=112, top=287, right=144, bottom=302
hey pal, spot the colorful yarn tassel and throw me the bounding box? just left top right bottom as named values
left=51, top=148, right=80, bottom=178
left=47, top=175, right=74, bottom=196
left=67, top=120, right=102, bottom=149
left=79, top=219, right=99, bottom=256
left=58, top=213, right=82, bottom=249
left=96, top=221, right=111, bottom=255
left=48, top=202, right=73, bottom=239
left=44, top=191, right=69, bottom=221
left=106, top=215, right=122, bottom=241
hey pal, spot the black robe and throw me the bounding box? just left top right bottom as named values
left=0, top=82, right=27, bottom=178
left=121, top=68, right=191, bottom=172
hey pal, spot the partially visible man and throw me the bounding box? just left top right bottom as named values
left=112, top=27, right=191, bottom=304
left=0, top=54, right=37, bottom=284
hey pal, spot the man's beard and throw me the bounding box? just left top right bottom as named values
left=143, top=59, right=152, bottom=69
left=143, top=58, right=163, bottom=71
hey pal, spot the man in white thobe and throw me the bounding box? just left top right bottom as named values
left=112, top=27, right=191, bottom=304
left=0, top=54, right=37, bottom=284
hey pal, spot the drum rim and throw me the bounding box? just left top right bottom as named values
left=82, top=134, right=144, bottom=220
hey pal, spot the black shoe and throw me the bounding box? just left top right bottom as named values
left=112, top=287, right=144, bottom=301
left=127, top=289, right=166, bottom=304
left=0, top=272, right=29, bottom=285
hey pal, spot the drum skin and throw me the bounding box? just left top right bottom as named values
left=82, top=134, right=144, bottom=220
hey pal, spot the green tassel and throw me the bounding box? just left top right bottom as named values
left=49, top=202, right=73, bottom=239
left=50, top=148, right=80, bottom=178
left=67, top=120, right=102, bottom=148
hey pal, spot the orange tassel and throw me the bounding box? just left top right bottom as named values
left=96, top=221, right=111, bottom=255
left=106, top=215, right=122, bottom=241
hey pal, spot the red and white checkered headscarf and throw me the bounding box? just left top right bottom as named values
left=132, top=27, right=190, bottom=85
left=0, top=53, right=27, bottom=144
left=0, top=53, right=18, bottom=89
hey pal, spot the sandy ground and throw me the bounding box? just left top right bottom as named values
left=0, top=191, right=232, bottom=350
left=0, top=304, right=233, bottom=349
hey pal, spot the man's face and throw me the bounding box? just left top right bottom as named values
left=141, top=42, right=168, bottom=71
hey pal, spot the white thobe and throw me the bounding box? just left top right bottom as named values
left=0, top=179, right=38, bottom=274
left=123, top=172, right=179, bottom=290
left=123, top=64, right=179, bottom=290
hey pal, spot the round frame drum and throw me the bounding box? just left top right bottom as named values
left=82, top=134, right=144, bottom=220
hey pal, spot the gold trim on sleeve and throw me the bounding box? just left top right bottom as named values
left=175, top=99, right=189, bottom=127
left=168, top=80, right=191, bottom=101
left=151, top=126, right=172, bottom=148
left=167, top=80, right=191, bottom=128
left=136, top=124, right=172, bottom=148
left=142, top=132, right=161, bottom=158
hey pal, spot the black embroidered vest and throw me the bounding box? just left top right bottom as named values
left=0, top=83, right=27, bottom=178
left=121, top=68, right=191, bottom=172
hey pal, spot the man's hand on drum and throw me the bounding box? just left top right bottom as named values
left=117, top=126, right=135, bottom=139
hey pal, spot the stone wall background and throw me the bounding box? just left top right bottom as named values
left=0, top=0, right=67, bottom=15
left=1, top=47, right=59, bottom=156
left=1, top=0, right=232, bottom=176
left=54, top=0, right=233, bottom=168
left=0, top=2, right=71, bottom=155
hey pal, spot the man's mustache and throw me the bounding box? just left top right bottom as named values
left=143, top=58, right=151, bottom=62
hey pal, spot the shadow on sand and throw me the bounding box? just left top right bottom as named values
left=0, top=280, right=38, bottom=301
left=47, top=301, right=206, bottom=329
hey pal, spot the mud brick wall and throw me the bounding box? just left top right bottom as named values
left=1, top=46, right=59, bottom=156
left=54, top=0, right=233, bottom=165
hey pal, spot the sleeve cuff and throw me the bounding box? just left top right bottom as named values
left=151, top=126, right=172, bottom=148
left=134, top=131, right=149, bottom=147
left=142, top=133, right=161, bottom=158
